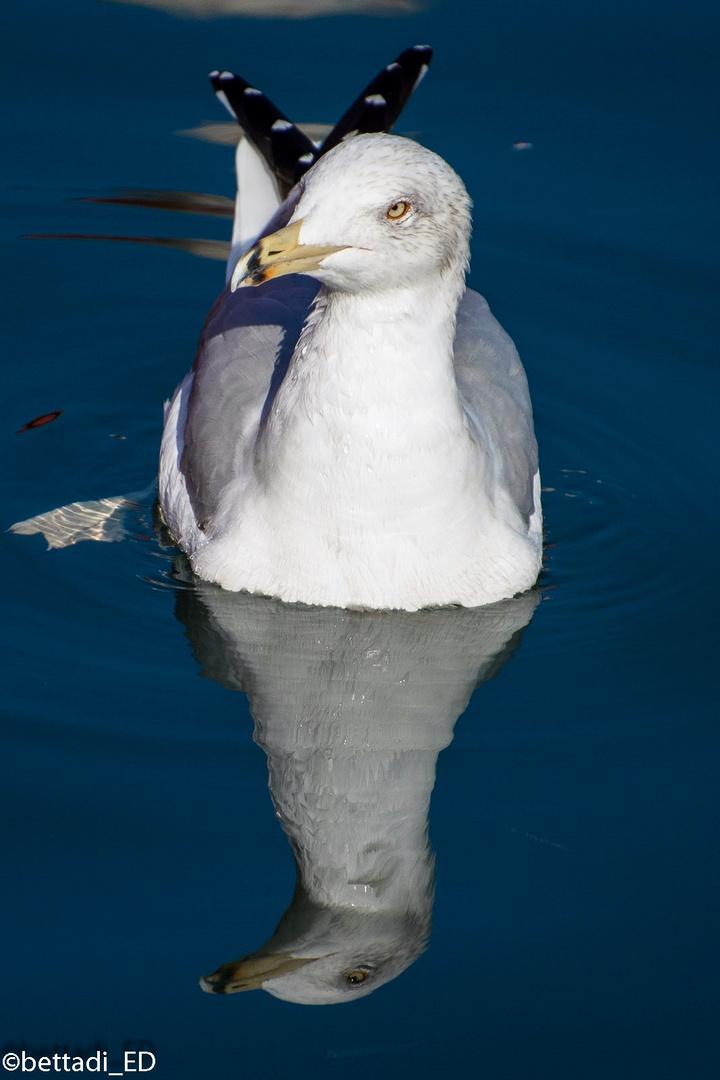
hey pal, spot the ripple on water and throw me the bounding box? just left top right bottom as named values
left=535, top=392, right=706, bottom=657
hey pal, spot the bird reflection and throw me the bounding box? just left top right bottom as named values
left=174, top=579, right=539, bottom=1004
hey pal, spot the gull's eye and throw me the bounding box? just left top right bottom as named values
left=386, top=200, right=411, bottom=221
left=345, top=967, right=372, bottom=985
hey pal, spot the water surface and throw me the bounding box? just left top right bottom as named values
left=1, top=0, right=718, bottom=1077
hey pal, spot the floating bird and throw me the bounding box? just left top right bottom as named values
left=11, top=49, right=541, bottom=608
left=159, top=52, right=541, bottom=611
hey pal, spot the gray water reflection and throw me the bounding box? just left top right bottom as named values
left=108, top=0, right=420, bottom=17
left=175, top=582, right=539, bottom=1004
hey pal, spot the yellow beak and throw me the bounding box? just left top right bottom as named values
left=230, top=219, right=348, bottom=291
left=199, top=950, right=316, bottom=994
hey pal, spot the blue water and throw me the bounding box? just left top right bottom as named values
left=2, top=0, right=718, bottom=1076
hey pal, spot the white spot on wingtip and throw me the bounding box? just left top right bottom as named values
left=364, top=94, right=386, bottom=106
left=244, top=87, right=262, bottom=97
left=272, top=119, right=293, bottom=132
left=214, top=90, right=236, bottom=120
left=385, top=63, right=401, bottom=72
left=217, top=71, right=234, bottom=82
left=298, top=153, right=315, bottom=165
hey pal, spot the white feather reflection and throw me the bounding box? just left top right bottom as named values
left=175, top=580, right=539, bottom=1004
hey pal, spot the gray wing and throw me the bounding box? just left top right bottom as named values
left=453, top=288, right=538, bottom=526
left=180, top=275, right=320, bottom=527
left=180, top=282, right=537, bottom=531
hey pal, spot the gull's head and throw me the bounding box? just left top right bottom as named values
left=199, top=902, right=431, bottom=1006
left=231, top=133, right=472, bottom=296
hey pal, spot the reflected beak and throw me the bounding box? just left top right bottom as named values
left=230, top=219, right=348, bottom=291
left=200, top=950, right=317, bottom=994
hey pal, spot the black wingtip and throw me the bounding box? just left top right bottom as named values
left=317, top=45, right=434, bottom=158
left=208, top=46, right=433, bottom=194
left=209, top=70, right=317, bottom=194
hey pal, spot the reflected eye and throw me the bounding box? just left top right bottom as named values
left=386, top=200, right=411, bottom=221
left=345, top=967, right=372, bottom=985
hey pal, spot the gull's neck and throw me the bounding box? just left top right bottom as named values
left=268, top=744, right=437, bottom=914
left=294, top=275, right=463, bottom=407
left=256, top=276, right=471, bottom=489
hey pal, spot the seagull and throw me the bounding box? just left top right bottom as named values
left=159, top=58, right=542, bottom=612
